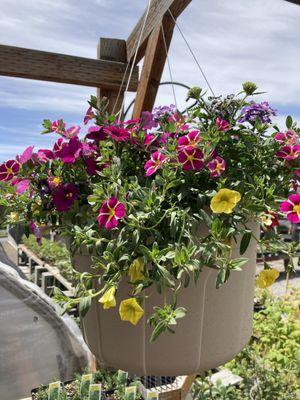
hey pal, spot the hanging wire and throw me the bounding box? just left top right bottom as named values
left=123, top=81, right=197, bottom=118
left=167, top=8, right=216, bottom=97
left=114, top=0, right=152, bottom=117
left=161, top=24, right=178, bottom=110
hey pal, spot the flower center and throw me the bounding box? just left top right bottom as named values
left=6, top=167, right=13, bottom=175
left=52, top=177, right=61, bottom=186
left=293, top=204, right=300, bottom=214
left=66, top=193, right=73, bottom=199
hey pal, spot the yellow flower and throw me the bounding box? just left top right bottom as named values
left=256, top=268, right=279, bottom=289
left=119, top=298, right=144, bottom=325
left=128, top=258, right=145, bottom=283
left=210, top=188, right=241, bottom=214
left=99, top=286, right=116, bottom=309
left=10, top=212, right=20, bottom=222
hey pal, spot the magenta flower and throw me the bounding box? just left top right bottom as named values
left=144, top=151, right=166, bottom=176
left=84, top=157, right=108, bottom=176
left=280, top=194, right=300, bottom=224
left=54, top=137, right=82, bottom=164
left=274, top=130, right=298, bottom=145
left=29, top=222, right=43, bottom=245
left=0, top=160, right=20, bottom=181
left=63, top=126, right=81, bottom=139
left=36, top=149, right=54, bottom=162
left=178, top=148, right=204, bottom=171
left=105, top=126, right=130, bottom=142
left=52, top=183, right=79, bottom=212
left=296, top=170, right=300, bottom=177
left=84, top=106, right=95, bottom=125
left=207, top=156, right=226, bottom=178
left=216, top=117, right=230, bottom=132
left=97, top=197, right=126, bottom=229
left=140, top=111, right=158, bottom=130
left=86, top=126, right=107, bottom=143
left=177, top=130, right=201, bottom=150
left=14, top=179, right=31, bottom=194
left=143, top=134, right=159, bottom=149
left=17, top=146, right=34, bottom=164
left=276, top=145, right=300, bottom=160
left=52, top=119, right=66, bottom=133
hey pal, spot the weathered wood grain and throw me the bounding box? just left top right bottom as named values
left=97, top=38, right=127, bottom=114
left=132, top=13, right=175, bottom=118
left=0, top=44, right=138, bottom=91
left=127, top=0, right=191, bottom=63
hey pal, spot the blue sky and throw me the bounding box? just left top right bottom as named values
left=1, top=0, right=300, bottom=161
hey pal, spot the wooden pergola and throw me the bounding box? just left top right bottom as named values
left=1, top=0, right=300, bottom=397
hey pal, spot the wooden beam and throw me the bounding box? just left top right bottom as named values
left=97, top=38, right=127, bottom=114
left=0, top=44, right=138, bottom=91
left=285, top=0, right=300, bottom=4
left=132, top=13, right=175, bottom=119
left=127, top=0, right=191, bottom=64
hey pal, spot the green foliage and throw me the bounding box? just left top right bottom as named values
left=192, top=291, right=300, bottom=399
left=22, top=234, right=74, bottom=282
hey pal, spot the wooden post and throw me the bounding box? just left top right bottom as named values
left=132, top=13, right=175, bottom=119
left=97, top=38, right=127, bottom=115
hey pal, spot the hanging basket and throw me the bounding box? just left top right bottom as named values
left=71, top=222, right=259, bottom=376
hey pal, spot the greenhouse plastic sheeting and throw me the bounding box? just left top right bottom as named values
left=0, top=262, right=94, bottom=400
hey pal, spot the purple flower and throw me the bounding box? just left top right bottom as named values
left=0, top=160, right=20, bottom=181
left=86, top=126, right=107, bottom=143
left=140, top=111, right=158, bottom=130
left=54, top=137, right=82, bottom=164
left=152, top=104, right=177, bottom=121
left=207, top=156, right=226, bottom=178
left=14, top=179, right=31, bottom=194
left=17, top=146, right=34, bottom=164
left=97, top=197, right=126, bottom=229
left=52, top=183, right=79, bottom=212
left=29, top=222, right=44, bottom=245
left=36, top=149, right=54, bottom=162
left=239, top=101, right=277, bottom=124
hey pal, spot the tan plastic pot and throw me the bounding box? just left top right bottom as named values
left=71, top=221, right=259, bottom=376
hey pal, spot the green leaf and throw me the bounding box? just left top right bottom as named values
left=240, top=231, right=252, bottom=255
left=286, top=115, right=293, bottom=129
left=79, top=296, right=92, bottom=318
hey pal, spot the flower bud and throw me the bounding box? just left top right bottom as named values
left=242, top=81, right=257, bottom=95
left=187, top=86, right=202, bottom=100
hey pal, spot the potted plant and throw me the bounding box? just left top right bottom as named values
left=1, top=83, right=299, bottom=375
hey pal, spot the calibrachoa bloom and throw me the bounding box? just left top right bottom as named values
left=52, top=183, right=79, bottom=212
left=48, top=176, right=62, bottom=189
left=0, top=160, right=20, bottom=181
left=276, top=145, right=300, bottom=160
left=36, top=149, right=53, bottom=162
left=63, top=126, right=81, bottom=139
left=14, top=179, right=30, bottom=194
left=216, top=117, right=230, bottom=132
left=86, top=126, right=107, bottom=143
left=178, top=148, right=204, bottom=171
left=17, top=146, right=34, bottom=164
left=119, top=298, right=144, bottom=325
left=83, top=106, right=95, bottom=125
left=207, top=156, right=226, bottom=178
left=54, top=137, right=82, bottom=164
left=177, top=130, right=201, bottom=150
left=152, top=104, right=177, bottom=121
left=144, top=151, right=166, bottom=176
left=260, top=210, right=279, bottom=229
left=129, top=258, right=145, bottom=283
left=239, top=101, right=277, bottom=124
left=97, top=197, right=126, bottom=230
left=274, top=130, right=298, bottom=145
left=210, top=188, right=241, bottom=214
left=280, top=194, right=300, bottom=223
left=99, top=286, right=116, bottom=309
left=256, top=268, right=279, bottom=288
left=52, top=119, right=65, bottom=133
left=140, top=111, right=158, bottom=130
left=105, top=126, right=130, bottom=142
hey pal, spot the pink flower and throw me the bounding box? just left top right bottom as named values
left=207, top=156, right=226, bottom=178
left=54, top=137, right=82, bottom=164
left=84, top=106, right=95, bottom=125
left=274, top=130, right=298, bottom=145
left=84, top=157, right=108, bottom=176
left=17, top=146, right=34, bottom=164
left=36, top=149, right=54, bottom=162
left=216, top=117, right=230, bottom=132
left=14, top=179, right=31, bottom=194
left=177, top=130, right=201, bottom=150
left=296, top=170, right=300, bottom=177
left=81, top=142, right=97, bottom=157
left=140, top=111, right=158, bottom=130
left=63, top=126, right=81, bottom=139
left=280, top=194, right=300, bottom=224
left=52, top=119, right=66, bottom=133
left=52, top=183, right=79, bottom=212
left=143, top=134, right=159, bottom=149
left=0, top=160, right=20, bottom=181
left=105, top=126, right=130, bottom=142
left=97, top=197, right=126, bottom=229
left=86, top=126, right=107, bottom=143
left=276, top=145, right=300, bottom=160
left=178, top=148, right=204, bottom=171
left=144, top=151, right=166, bottom=176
